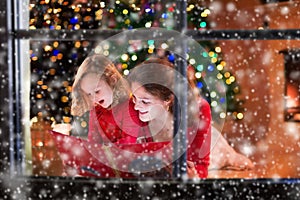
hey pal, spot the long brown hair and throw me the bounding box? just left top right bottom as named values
left=71, top=54, right=130, bottom=116
left=128, top=57, right=199, bottom=125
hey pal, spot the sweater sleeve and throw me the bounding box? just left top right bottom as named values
left=187, top=98, right=211, bottom=178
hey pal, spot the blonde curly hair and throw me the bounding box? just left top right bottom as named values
left=71, top=54, right=130, bottom=116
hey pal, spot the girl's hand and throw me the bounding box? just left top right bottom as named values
left=52, top=123, right=71, bottom=135
left=187, top=160, right=199, bottom=178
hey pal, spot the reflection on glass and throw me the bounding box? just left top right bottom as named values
left=24, top=0, right=300, bottom=179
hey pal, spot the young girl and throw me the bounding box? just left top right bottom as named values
left=128, top=58, right=212, bottom=178
left=70, top=54, right=146, bottom=144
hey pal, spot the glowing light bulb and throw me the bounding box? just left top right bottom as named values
left=237, top=113, right=244, bottom=119
left=121, top=54, right=129, bottom=61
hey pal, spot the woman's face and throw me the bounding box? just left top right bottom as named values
left=80, top=73, right=113, bottom=109
left=131, top=82, right=169, bottom=122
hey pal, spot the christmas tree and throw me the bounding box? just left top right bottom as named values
left=29, top=0, right=244, bottom=125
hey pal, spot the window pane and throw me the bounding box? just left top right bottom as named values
left=25, top=38, right=300, bottom=178
left=16, top=0, right=300, bottom=179
left=27, top=35, right=215, bottom=178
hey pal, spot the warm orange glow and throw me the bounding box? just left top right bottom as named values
left=36, top=141, right=44, bottom=147
left=286, top=84, right=300, bottom=108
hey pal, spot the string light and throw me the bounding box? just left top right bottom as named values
left=189, top=58, right=196, bottom=65
left=123, top=69, right=129, bottom=76
left=121, top=54, right=129, bottom=61
left=237, top=112, right=244, bottom=119
left=215, top=46, right=222, bottom=53
left=217, top=64, right=223, bottom=71
left=103, top=50, right=109, bottom=56
left=195, top=72, right=202, bottom=79
left=131, top=55, right=138, bottom=61
left=29, top=1, right=242, bottom=123
left=220, top=112, right=226, bottom=119
left=122, top=9, right=129, bottom=15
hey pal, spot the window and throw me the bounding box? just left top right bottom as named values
left=1, top=0, right=300, bottom=198
left=281, top=49, right=300, bottom=122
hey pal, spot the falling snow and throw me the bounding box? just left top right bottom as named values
left=0, top=0, right=300, bottom=199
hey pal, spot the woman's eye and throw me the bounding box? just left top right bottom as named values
left=142, top=100, right=150, bottom=105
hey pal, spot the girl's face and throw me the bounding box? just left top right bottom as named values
left=131, top=82, right=169, bottom=122
left=80, top=73, right=114, bottom=109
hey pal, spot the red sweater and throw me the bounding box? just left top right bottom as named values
left=142, top=98, right=211, bottom=178
left=187, top=98, right=211, bottom=178
left=87, top=98, right=211, bottom=178
left=88, top=99, right=148, bottom=144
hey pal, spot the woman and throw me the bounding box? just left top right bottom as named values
left=128, top=58, right=212, bottom=178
